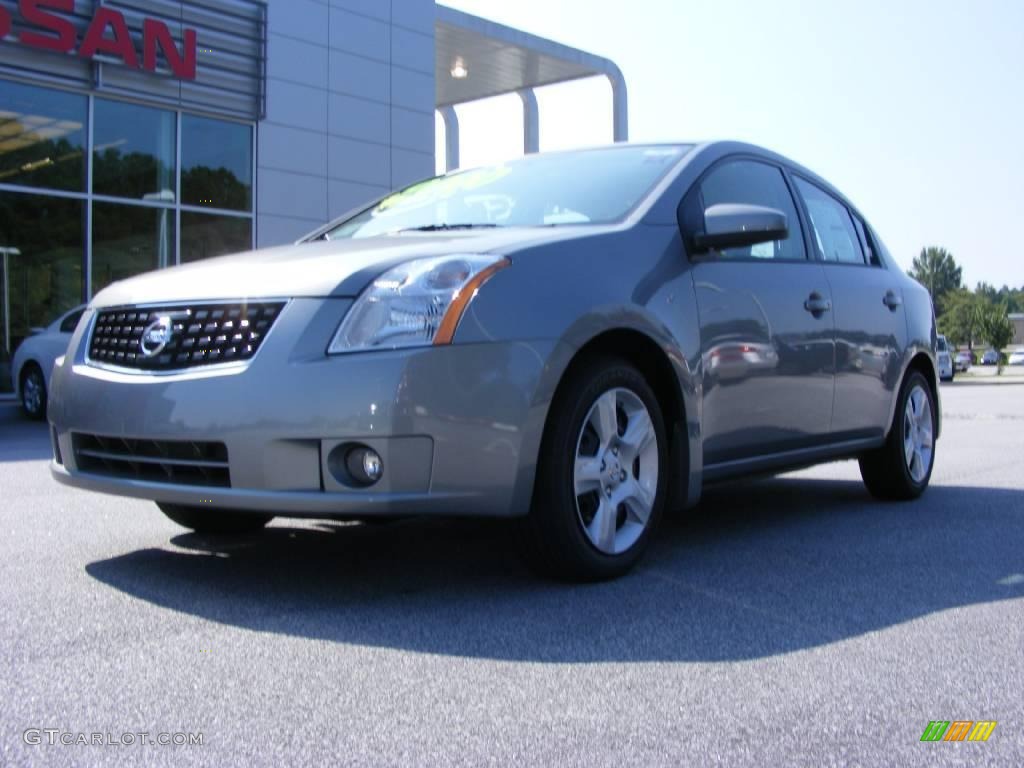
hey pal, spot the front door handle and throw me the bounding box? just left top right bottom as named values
left=804, top=292, right=832, bottom=317
left=883, top=291, right=903, bottom=310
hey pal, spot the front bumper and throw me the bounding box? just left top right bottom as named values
left=49, top=299, right=556, bottom=518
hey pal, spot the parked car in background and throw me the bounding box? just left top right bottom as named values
left=936, top=335, right=953, bottom=382
left=47, top=142, right=942, bottom=581
left=955, top=350, right=973, bottom=372
left=982, top=349, right=1000, bottom=366
left=11, top=306, right=86, bottom=420
left=1008, top=350, right=1024, bottom=366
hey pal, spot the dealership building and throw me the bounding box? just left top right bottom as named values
left=0, top=0, right=626, bottom=393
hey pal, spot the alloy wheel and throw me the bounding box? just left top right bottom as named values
left=22, top=370, right=44, bottom=416
left=573, top=387, right=659, bottom=555
left=903, top=384, right=933, bottom=483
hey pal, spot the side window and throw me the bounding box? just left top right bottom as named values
left=850, top=215, right=876, bottom=265
left=793, top=177, right=865, bottom=265
left=850, top=215, right=883, bottom=266
left=59, top=310, right=84, bottom=334
left=868, top=226, right=893, bottom=268
left=699, top=160, right=806, bottom=261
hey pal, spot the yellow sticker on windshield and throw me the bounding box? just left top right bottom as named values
left=376, top=165, right=513, bottom=213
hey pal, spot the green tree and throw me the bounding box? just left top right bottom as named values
left=974, top=282, right=1022, bottom=314
left=979, top=303, right=1014, bottom=374
left=939, top=289, right=986, bottom=351
left=910, top=247, right=963, bottom=309
left=975, top=281, right=998, bottom=303
left=997, top=285, right=1023, bottom=314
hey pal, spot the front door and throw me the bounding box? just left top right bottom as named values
left=686, top=159, right=836, bottom=466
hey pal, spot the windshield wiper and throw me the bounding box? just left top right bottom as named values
left=397, top=223, right=503, bottom=233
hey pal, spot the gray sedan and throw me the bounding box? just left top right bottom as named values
left=49, top=142, right=940, bottom=580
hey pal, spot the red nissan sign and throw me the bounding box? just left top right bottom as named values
left=0, top=0, right=198, bottom=80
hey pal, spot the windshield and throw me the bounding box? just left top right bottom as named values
left=319, top=145, right=691, bottom=240
left=937, top=336, right=948, bottom=352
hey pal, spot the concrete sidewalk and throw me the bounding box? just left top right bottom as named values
left=952, top=368, right=1024, bottom=384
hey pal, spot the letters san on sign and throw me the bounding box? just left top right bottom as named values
left=0, top=0, right=198, bottom=80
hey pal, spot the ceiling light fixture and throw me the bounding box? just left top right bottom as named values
left=450, top=57, right=468, bottom=79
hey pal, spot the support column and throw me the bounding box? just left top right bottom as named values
left=607, top=69, right=629, bottom=142
left=438, top=105, right=460, bottom=172
left=518, top=88, right=539, bottom=155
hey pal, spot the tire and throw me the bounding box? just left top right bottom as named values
left=157, top=503, right=273, bottom=534
left=859, top=370, right=936, bottom=500
left=520, top=357, right=668, bottom=581
left=19, top=364, right=47, bottom=421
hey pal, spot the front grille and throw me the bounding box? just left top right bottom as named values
left=88, top=302, right=285, bottom=371
left=73, top=434, right=231, bottom=487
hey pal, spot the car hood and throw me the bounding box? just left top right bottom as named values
left=89, top=228, right=592, bottom=308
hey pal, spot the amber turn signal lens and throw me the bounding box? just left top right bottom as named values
left=433, top=257, right=510, bottom=345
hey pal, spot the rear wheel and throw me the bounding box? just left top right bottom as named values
left=157, top=503, right=273, bottom=534
left=19, top=364, right=46, bottom=420
left=521, top=358, right=667, bottom=581
left=859, top=370, right=936, bottom=500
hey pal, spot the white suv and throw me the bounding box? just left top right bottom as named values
left=937, top=335, right=954, bottom=382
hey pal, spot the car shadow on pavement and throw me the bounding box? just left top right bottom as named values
left=85, top=478, right=1024, bottom=663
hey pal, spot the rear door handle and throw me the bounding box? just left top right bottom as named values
left=804, top=292, right=832, bottom=316
left=883, top=291, right=902, bottom=310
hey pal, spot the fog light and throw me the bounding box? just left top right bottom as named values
left=346, top=446, right=383, bottom=486
left=361, top=450, right=382, bottom=481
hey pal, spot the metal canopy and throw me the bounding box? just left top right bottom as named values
left=435, top=6, right=617, bottom=106
left=434, top=5, right=628, bottom=169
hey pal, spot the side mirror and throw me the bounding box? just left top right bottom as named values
left=692, top=204, right=788, bottom=253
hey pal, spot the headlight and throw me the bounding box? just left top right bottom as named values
left=328, top=254, right=510, bottom=353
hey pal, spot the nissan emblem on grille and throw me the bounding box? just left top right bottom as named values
left=88, top=302, right=285, bottom=372
left=140, top=314, right=186, bottom=358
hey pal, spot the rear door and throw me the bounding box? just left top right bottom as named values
left=790, top=176, right=907, bottom=438
left=685, top=158, right=836, bottom=466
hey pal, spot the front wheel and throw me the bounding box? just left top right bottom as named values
left=158, top=503, right=273, bottom=534
left=521, top=358, right=668, bottom=581
left=859, top=371, right=936, bottom=500
left=20, top=364, right=47, bottom=420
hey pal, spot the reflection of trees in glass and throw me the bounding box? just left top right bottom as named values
left=91, top=203, right=172, bottom=295
left=181, top=114, right=252, bottom=212
left=0, top=136, right=85, bottom=191
left=0, top=193, right=83, bottom=361
left=182, top=166, right=251, bottom=211
left=181, top=212, right=251, bottom=263
left=0, top=81, right=87, bottom=193
left=93, top=150, right=175, bottom=201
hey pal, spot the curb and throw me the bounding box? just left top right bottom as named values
left=944, top=377, right=1024, bottom=386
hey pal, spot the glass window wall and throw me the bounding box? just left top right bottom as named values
left=0, top=80, right=255, bottom=393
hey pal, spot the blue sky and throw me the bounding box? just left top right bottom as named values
left=439, top=0, right=1024, bottom=288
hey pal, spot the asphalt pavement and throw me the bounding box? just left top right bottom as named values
left=1, top=382, right=1022, bottom=767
